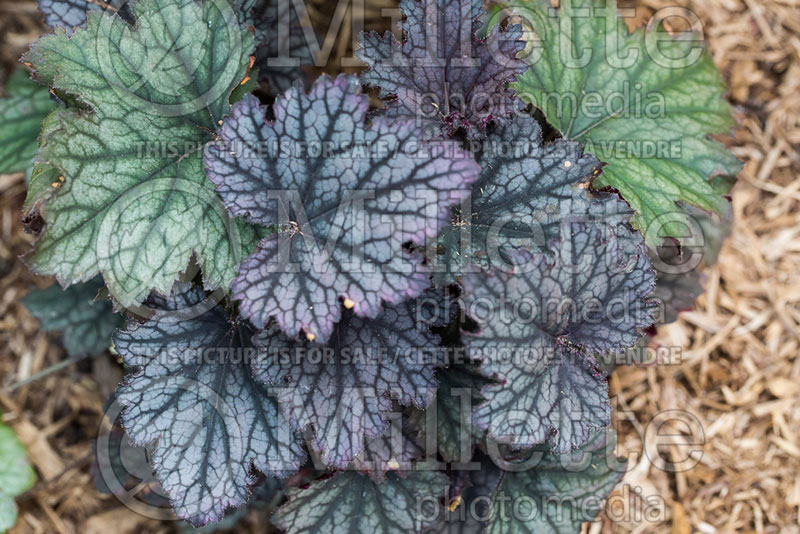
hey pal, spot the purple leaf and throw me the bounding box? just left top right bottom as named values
left=114, top=283, right=306, bottom=526
left=432, top=116, right=637, bottom=284
left=244, top=0, right=317, bottom=92
left=356, top=0, right=527, bottom=140
left=251, top=295, right=445, bottom=468
left=350, top=413, right=424, bottom=483
left=205, top=75, right=479, bottom=342
left=461, top=224, right=656, bottom=453
left=37, top=0, right=101, bottom=32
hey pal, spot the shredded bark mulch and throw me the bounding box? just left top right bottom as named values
left=0, top=0, right=798, bottom=532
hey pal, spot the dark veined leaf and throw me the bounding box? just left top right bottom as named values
left=244, top=0, right=317, bottom=92
left=23, top=276, right=123, bottom=357
left=36, top=0, right=101, bottom=31
left=91, top=421, right=285, bottom=532
left=486, top=428, right=626, bottom=533
left=273, top=470, right=449, bottom=534
left=0, top=420, right=36, bottom=533
left=251, top=295, right=445, bottom=468
left=432, top=116, right=634, bottom=284
left=597, top=206, right=733, bottom=372
left=179, top=510, right=249, bottom=534
left=22, top=0, right=259, bottom=308
left=350, top=412, right=425, bottom=482
left=0, top=70, right=56, bottom=176
left=410, top=362, right=493, bottom=463
left=461, top=224, right=656, bottom=453
left=35, top=0, right=193, bottom=32
left=356, top=0, right=526, bottom=140
left=115, top=283, right=306, bottom=526
left=433, top=415, right=623, bottom=533
left=37, top=0, right=136, bottom=34
left=205, top=75, right=479, bottom=342
left=504, top=0, right=741, bottom=246
left=178, top=478, right=286, bottom=533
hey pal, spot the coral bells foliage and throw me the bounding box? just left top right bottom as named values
left=357, top=0, right=527, bottom=140
left=13, top=0, right=739, bottom=531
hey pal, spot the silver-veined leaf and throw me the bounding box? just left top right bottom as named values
left=461, top=224, right=656, bottom=453
left=252, top=295, right=444, bottom=468
left=205, top=75, right=479, bottom=342
left=273, top=470, right=449, bottom=534
left=486, top=429, right=625, bottom=533
left=432, top=116, right=634, bottom=284
left=357, top=0, right=526, bottom=140
left=115, top=283, right=306, bottom=526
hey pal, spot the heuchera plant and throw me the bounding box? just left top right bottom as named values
left=4, top=0, right=740, bottom=531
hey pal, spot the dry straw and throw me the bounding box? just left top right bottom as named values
left=0, top=0, right=798, bottom=532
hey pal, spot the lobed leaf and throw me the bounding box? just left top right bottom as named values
left=205, top=75, right=479, bottom=342
left=244, top=0, right=317, bottom=92
left=115, top=283, right=306, bottom=526
left=357, top=0, right=527, bottom=140
left=486, top=429, right=625, bottom=533
left=23, top=0, right=259, bottom=308
left=350, top=414, right=425, bottom=482
left=252, top=295, right=445, bottom=468
left=461, top=224, right=656, bottom=453
left=23, top=276, right=123, bottom=357
left=36, top=0, right=103, bottom=31
left=432, top=116, right=635, bottom=284
left=273, top=470, right=449, bottom=534
left=506, top=0, right=741, bottom=246
left=177, top=478, right=285, bottom=533
left=0, top=70, right=56, bottom=176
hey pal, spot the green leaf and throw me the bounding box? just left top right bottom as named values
left=23, top=277, right=123, bottom=357
left=22, top=0, right=259, bottom=307
left=506, top=0, right=741, bottom=246
left=486, top=428, right=625, bottom=534
left=0, top=496, right=17, bottom=534
left=229, top=67, right=260, bottom=105
left=273, top=471, right=449, bottom=534
left=0, top=70, right=56, bottom=176
left=0, top=421, right=36, bottom=533
left=0, top=425, right=35, bottom=502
